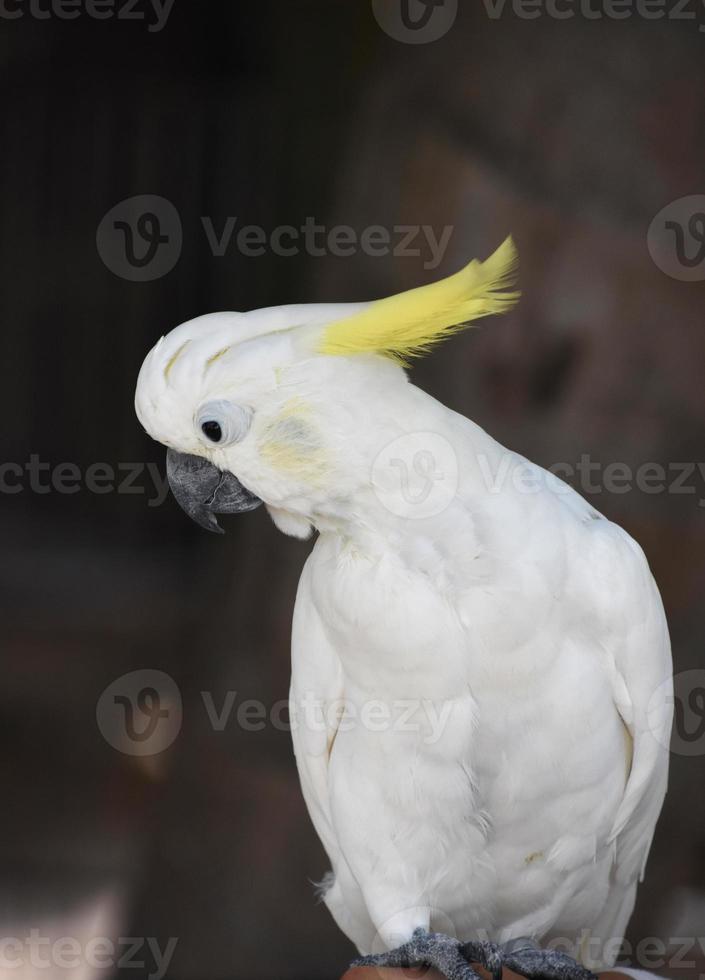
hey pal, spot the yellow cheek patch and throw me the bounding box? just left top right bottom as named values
left=318, top=236, right=519, bottom=364
left=259, top=401, right=328, bottom=481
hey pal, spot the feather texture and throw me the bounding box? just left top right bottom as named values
left=318, top=237, right=519, bottom=363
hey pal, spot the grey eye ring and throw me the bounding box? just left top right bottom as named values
left=196, top=401, right=252, bottom=448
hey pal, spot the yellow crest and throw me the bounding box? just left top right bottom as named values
left=318, top=237, right=519, bottom=364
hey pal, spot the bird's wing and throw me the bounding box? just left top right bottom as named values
left=290, top=546, right=345, bottom=867
left=543, top=471, right=672, bottom=889
left=595, top=522, right=673, bottom=887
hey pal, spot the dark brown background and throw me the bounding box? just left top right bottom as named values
left=1, top=2, right=704, bottom=978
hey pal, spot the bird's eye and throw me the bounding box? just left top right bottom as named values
left=195, top=401, right=252, bottom=448
left=201, top=420, right=223, bottom=443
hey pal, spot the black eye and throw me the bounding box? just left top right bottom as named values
left=201, top=420, right=222, bottom=443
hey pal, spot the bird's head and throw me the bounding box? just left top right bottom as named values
left=135, top=238, right=519, bottom=538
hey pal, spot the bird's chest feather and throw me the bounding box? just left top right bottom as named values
left=307, top=534, right=626, bottom=880
left=309, top=536, right=473, bottom=699
left=307, top=531, right=562, bottom=697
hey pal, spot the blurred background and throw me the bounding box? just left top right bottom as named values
left=1, top=1, right=704, bottom=978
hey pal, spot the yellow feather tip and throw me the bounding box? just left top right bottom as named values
left=318, top=236, right=520, bottom=364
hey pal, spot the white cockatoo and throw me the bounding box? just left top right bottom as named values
left=135, top=239, right=673, bottom=980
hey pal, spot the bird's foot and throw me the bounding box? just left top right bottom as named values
left=353, top=932, right=596, bottom=980
left=353, top=927, right=484, bottom=980
left=460, top=939, right=505, bottom=980
left=462, top=937, right=596, bottom=980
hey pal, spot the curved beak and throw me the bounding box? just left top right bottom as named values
left=166, top=449, right=262, bottom=534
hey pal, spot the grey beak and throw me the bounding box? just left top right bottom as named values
left=166, top=449, right=262, bottom=534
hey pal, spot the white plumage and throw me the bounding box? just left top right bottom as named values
left=135, top=246, right=672, bottom=971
